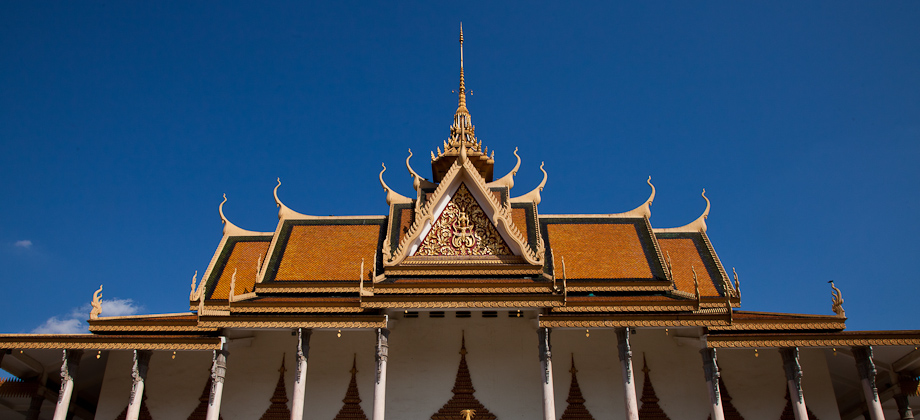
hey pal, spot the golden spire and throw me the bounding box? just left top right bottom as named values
left=430, top=24, right=494, bottom=183
left=458, top=23, right=467, bottom=111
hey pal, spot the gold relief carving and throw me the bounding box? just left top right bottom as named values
left=372, top=287, right=553, bottom=294
left=551, top=305, right=698, bottom=313
left=197, top=320, right=386, bottom=329
left=417, top=184, right=512, bottom=257
left=89, top=325, right=215, bottom=333
left=564, top=285, right=672, bottom=292
left=707, top=337, right=920, bottom=348
left=539, top=319, right=729, bottom=328
left=254, top=287, right=360, bottom=294
left=360, top=300, right=562, bottom=309
left=230, top=306, right=366, bottom=314
left=0, top=338, right=221, bottom=351
left=383, top=267, right=543, bottom=276
left=708, top=322, right=846, bottom=331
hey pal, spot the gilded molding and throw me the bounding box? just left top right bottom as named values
left=0, top=336, right=222, bottom=351
left=230, top=306, right=366, bottom=314
left=383, top=267, right=543, bottom=276
left=539, top=319, right=730, bottom=328
left=551, top=305, right=698, bottom=313
left=706, top=336, right=920, bottom=348
left=254, top=286, right=360, bottom=294
left=564, top=285, right=672, bottom=292
left=700, top=231, right=735, bottom=297
left=198, top=320, right=386, bottom=329
left=372, top=286, right=553, bottom=294
left=361, top=300, right=562, bottom=308
left=708, top=321, right=846, bottom=331
left=89, top=325, right=216, bottom=332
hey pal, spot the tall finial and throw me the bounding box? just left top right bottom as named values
left=458, top=22, right=467, bottom=111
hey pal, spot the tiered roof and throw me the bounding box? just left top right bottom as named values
left=75, top=27, right=888, bottom=350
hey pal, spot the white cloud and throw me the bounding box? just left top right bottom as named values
left=102, top=298, right=141, bottom=317
left=14, top=240, right=32, bottom=249
left=30, top=298, right=142, bottom=334
left=31, top=316, right=86, bottom=334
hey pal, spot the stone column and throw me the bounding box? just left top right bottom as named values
left=291, top=328, right=312, bottom=420
left=616, top=328, right=639, bottom=420
left=126, top=350, right=153, bottom=420
left=780, top=347, right=808, bottom=420
left=25, top=389, right=44, bottom=420
left=206, top=339, right=229, bottom=420
left=52, top=349, right=83, bottom=420
left=895, top=392, right=914, bottom=420
left=537, top=327, right=556, bottom=420
left=700, top=348, right=725, bottom=420
left=853, top=346, right=885, bottom=420
left=373, top=328, right=390, bottom=420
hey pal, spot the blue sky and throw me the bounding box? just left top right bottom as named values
left=1, top=2, right=918, bottom=335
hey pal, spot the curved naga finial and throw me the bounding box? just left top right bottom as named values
left=732, top=267, right=740, bottom=297
left=656, top=188, right=710, bottom=233
left=510, top=162, right=547, bottom=204
left=219, top=194, right=262, bottom=235
left=189, top=270, right=198, bottom=301
left=406, top=149, right=436, bottom=192
left=829, top=281, right=845, bottom=317
left=621, top=176, right=657, bottom=218
left=90, top=285, right=103, bottom=320
left=273, top=178, right=314, bottom=220
left=379, top=163, right=412, bottom=205
left=488, top=147, right=521, bottom=189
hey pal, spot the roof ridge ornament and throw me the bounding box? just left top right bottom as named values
left=829, top=281, right=845, bottom=317
left=219, top=194, right=263, bottom=236
left=189, top=271, right=198, bottom=301
left=406, top=149, right=435, bottom=192
left=379, top=164, right=412, bottom=205
left=510, top=162, right=547, bottom=205
left=653, top=189, right=710, bottom=233
left=488, top=148, right=521, bottom=190
left=90, top=285, right=103, bottom=320
left=274, top=178, right=316, bottom=220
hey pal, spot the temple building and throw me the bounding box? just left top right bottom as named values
left=1, top=29, right=919, bottom=420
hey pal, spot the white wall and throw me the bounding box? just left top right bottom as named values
left=92, top=316, right=842, bottom=420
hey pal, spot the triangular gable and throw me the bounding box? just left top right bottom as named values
left=385, top=154, right=543, bottom=268
left=416, top=183, right=513, bottom=257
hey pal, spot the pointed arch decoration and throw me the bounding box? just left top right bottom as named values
left=186, top=369, right=223, bottom=420
left=258, top=357, right=291, bottom=420
left=559, top=355, right=595, bottom=420
left=430, top=334, right=497, bottom=420
left=332, top=356, right=369, bottom=420
left=637, top=354, right=670, bottom=420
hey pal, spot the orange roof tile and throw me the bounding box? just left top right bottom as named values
left=275, top=224, right=380, bottom=281
left=398, top=207, right=414, bottom=245
left=511, top=207, right=528, bottom=240
left=657, top=237, right=723, bottom=297
left=545, top=223, right=655, bottom=280
left=211, top=240, right=270, bottom=300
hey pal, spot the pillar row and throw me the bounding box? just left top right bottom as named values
left=291, top=328, right=312, bottom=420
left=52, top=349, right=83, bottom=420
left=126, top=350, right=153, bottom=420
left=853, top=346, right=885, bottom=420
left=616, top=328, right=639, bottom=420
left=780, top=347, right=808, bottom=420
left=537, top=327, right=556, bottom=420
left=700, top=348, right=725, bottom=420
left=373, top=328, right=390, bottom=420
left=206, top=338, right=229, bottom=420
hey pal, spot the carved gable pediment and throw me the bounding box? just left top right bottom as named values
left=383, top=155, right=544, bottom=274
left=416, top=183, right=513, bottom=257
